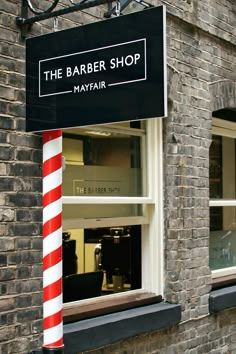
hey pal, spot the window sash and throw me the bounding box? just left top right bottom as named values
left=212, top=118, right=236, bottom=138
left=62, top=119, right=164, bottom=322
left=211, top=118, right=236, bottom=279
left=210, top=121, right=236, bottom=208
left=62, top=118, right=164, bottom=315
left=63, top=216, right=149, bottom=230
left=62, top=196, right=154, bottom=204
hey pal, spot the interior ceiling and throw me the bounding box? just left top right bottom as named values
left=62, top=122, right=131, bottom=138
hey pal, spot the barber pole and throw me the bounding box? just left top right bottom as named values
left=42, top=130, right=64, bottom=354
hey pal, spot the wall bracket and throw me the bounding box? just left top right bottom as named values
left=16, top=0, right=153, bottom=37
left=16, top=0, right=113, bottom=37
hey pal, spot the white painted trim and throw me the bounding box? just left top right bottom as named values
left=62, top=196, right=153, bottom=204
left=211, top=118, right=236, bottom=278
left=62, top=119, right=163, bottom=295
left=212, top=118, right=236, bottom=139
left=212, top=126, right=236, bottom=139
left=213, top=118, right=236, bottom=131
left=62, top=215, right=148, bottom=230
left=142, top=118, right=163, bottom=295
left=210, top=199, right=236, bottom=207
left=212, top=266, right=236, bottom=279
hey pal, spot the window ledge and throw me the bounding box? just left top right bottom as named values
left=209, top=285, right=236, bottom=313
left=63, top=302, right=181, bottom=354
left=63, top=290, right=162, bottom=323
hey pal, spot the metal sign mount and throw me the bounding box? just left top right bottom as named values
left=16, top=0, right=153, bottom=37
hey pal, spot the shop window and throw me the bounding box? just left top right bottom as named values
left=210, top=118, right=236, bottom=282
left=61, top=119, right=163, bottom=320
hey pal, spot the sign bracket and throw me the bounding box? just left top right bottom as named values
left=16, top=0, right=113, bottom=37
left=104, top=0, right=153, bottom=18
left=16, top=0, right=153, bottom=37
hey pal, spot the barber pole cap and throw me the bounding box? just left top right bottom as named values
left=43, top=348, right=64, bottom=353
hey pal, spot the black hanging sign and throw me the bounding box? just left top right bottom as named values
left=26, top=6, right=167, bottom=132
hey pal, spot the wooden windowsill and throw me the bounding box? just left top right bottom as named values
left=63, top=290, right=162, bottom=323
left=212, top=274, right=236, bottom=290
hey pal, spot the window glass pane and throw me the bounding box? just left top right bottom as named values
left=62, top=122, right=145, bottom=302
left=209, top=135, right=222, bottom=199
left=210, top=135, right=236, bottom=199
left=62, top=122, right=145, bottom=198
left=63, top=203, right=143, bottom=220
left=62, top=225, right=141, bottom=302
left=63, top=165, right=142, bottom=197
left=210, top=132, right=236, bottom=271
left=210, top=206, right=236, bottom=270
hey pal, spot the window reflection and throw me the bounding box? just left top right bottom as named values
left=210, top=207, right=236, bottom=270
left=62, top=122, right=144, bottom=302
left=210, top=134, right=236, bottom=271
left=62, top=225, right=141, bottom=302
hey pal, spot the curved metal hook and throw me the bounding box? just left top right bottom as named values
left=26, top=0, right=60, bottom=14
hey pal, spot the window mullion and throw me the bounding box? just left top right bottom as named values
left=210, top=199, right=236, bottom=207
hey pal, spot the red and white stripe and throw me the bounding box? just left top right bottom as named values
left=42, top=130, right=63, bottom=349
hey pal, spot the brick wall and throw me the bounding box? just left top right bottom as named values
left=0, top=1, right=43, bottom=352
left=1, top=0, right=236, bottom=353
left=0, top=1, right=109, bottom=353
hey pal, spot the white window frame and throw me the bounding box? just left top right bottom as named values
left=210, top=117, right=236, bottom=279
left=62, top=118, right=164, bottom=296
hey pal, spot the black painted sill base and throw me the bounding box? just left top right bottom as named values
left=63, top=302, right=181, bottom=354
left=31, top=285, right=236, bottom=354
left=209, top=284, right=236, bottom=313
